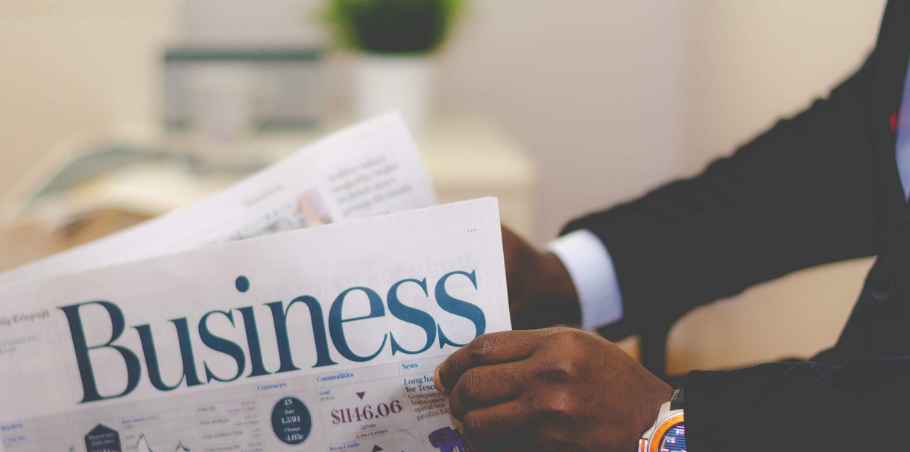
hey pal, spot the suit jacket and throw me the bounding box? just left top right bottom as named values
left=562, top=1, right=910, bottom=450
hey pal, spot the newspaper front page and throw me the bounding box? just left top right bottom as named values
left=0, top=112, right=437, bottom=285
left=0, top=198, right=508, bottom=452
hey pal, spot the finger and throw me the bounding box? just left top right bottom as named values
left=448, top=361, right=528, bottom=420
left=460, top=400, right=531, bottom=452
left=435, top=330, right=541, bottom=394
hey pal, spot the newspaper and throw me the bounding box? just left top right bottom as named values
left=0, top=198, right=509, bottom=452
left=0, top=112, right=437, bottom=285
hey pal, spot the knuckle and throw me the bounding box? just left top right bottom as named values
left=540, top=389, right=575, bottom=422
left=449, top=395, right=467, bottom=421
left=461, top=369, right=481, bottom=399
left=540, top=360, right=575, bottom=384
left=462, top=411, right=481, bottom=435
left=552, top=328, right=580, bottom=346
left=461, top=413, right=487, bottom=452
left=462, top=412, right=494, bottom=449
left=468, top=334, right=495, bottom=362
left=527, top=391, right=547, bottom=415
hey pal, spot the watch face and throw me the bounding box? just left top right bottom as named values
left=647, top=413, right=685, bottom=452
left=656, top=421, right=685, bottom=452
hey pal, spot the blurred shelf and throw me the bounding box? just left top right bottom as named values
left=0, top=116, right=539, bottom=271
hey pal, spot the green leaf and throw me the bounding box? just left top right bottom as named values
left=323, top=0, right=464, bottom=54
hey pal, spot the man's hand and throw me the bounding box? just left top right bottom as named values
left=434, top=328, right=673, bottom=452
left=502, top=227, right=580, bottom=329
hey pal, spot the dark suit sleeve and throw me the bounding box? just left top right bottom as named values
left=561, top=54, right=882, bottom=340
left=685, top=357, right=910, bottom=451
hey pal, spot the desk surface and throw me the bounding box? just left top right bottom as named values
left=0, top=209, right=149, bottom=273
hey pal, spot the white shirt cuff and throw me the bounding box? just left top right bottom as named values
left=547, top=229, right=624, bottom=331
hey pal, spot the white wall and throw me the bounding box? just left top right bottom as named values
left=685, top=0, right=887, bottom=172
left=0, top=0, right=180, bottom=199
left=183, top=0, right=323, bottom=45
left=436, top=0, right=689, bottom=242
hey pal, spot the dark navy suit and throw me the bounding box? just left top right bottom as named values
left=563, top=2, right=910, bottom=449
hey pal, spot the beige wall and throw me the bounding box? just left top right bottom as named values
left=0, top=0, right=180, bottom=199
left=685, top=0, right=887, bottom=172
left=437, top=0, right=689, bottom=242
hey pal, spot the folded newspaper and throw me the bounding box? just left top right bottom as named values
left=0, top=115, right=511, bottom=452
left=0, top=113, right=438, bottom=285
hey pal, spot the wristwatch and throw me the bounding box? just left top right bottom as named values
left=638, top=388, right=685, bottom=452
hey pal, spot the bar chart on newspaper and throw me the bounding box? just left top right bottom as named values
left=0, top=198, right=509, bottom=452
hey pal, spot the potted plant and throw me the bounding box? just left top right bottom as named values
left=324, top=0, right=464, bottom=133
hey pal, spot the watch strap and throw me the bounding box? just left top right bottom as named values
left=670, top=387, right=684, bottom=411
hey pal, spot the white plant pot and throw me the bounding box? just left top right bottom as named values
left=354, top=55, right=433, bottom=134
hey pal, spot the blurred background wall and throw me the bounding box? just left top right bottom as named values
left=0, top=0, right=181, bottom=198
left=0, top=0, right=891, bottom=371
left=435, top=1, right=687, bottom=241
